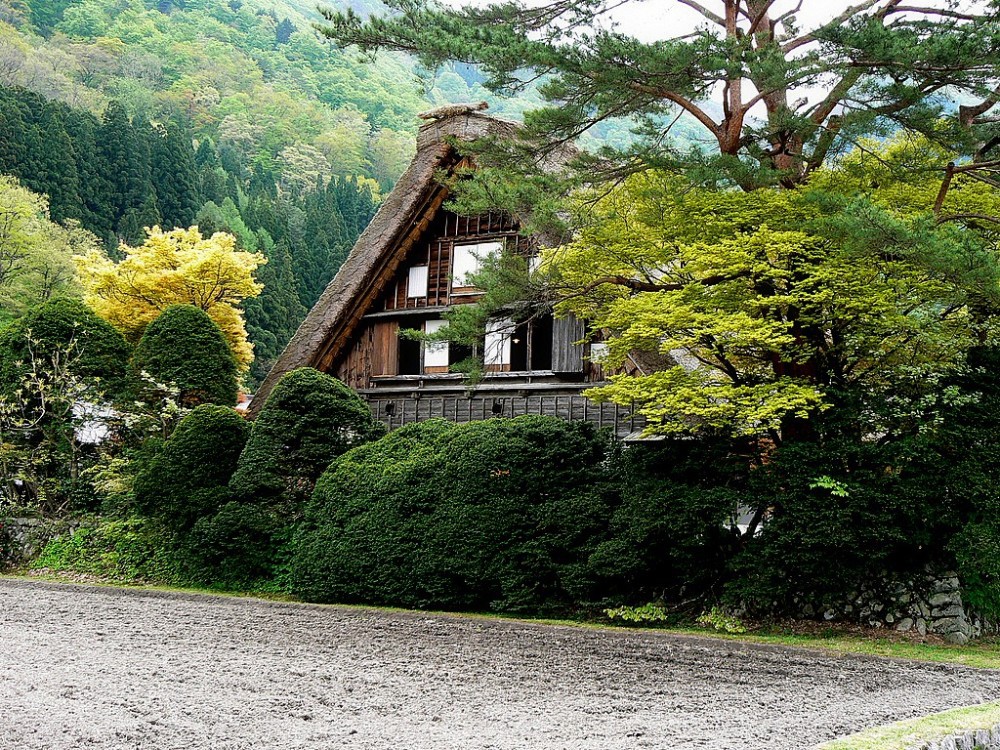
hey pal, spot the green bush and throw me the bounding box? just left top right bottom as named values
left=937, top=348, right=1000, bottom=618
left=132, top=304, right=238, bottom=407
left=31, top=517, right=183, bottom=584
left=590, top=439, right=745, bottom=604
left=726, top=436, right=945, bottom=613
left=230, top=367, right=385, bottom=509
left=0, top=298, right=130, bottom=398
left=132, top=404, right=248, bottom=531
left=186, top=501, right=288, bottom=590
left=291, top=416, right=618, bottom=613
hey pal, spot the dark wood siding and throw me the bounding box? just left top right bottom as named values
left=552, top=314, right=586, bottom=373
left=381, top=210, right=527, bottom=311
left=372, top=321, right=399, bottom=376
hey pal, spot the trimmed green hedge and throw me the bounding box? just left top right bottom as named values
left=291, top=416, right=618, bottom=613
left=132, top=404, right=249, bottom=531
left=132, top=304, right=238, bottom=407
left=230, top=367, right=385, bottom=509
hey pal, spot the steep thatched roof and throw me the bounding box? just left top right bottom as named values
left=248, top=112, right=523, bottom=416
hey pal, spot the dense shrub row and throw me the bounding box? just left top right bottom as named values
left=292, top=417, right=617, bottom=612
left=9, top=296, right=1000, bottom=622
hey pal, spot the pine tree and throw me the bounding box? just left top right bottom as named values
left=152, top=120, right=201, bottom=230
left=99, top=101, right=158, bottom=240
left=321, top=1, right=1000, bottom=191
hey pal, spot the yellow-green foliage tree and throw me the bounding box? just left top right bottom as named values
left=75, top=226, right=264, bottom=371
left=547, top=138, right=1000, bottom=437
left=0, top=175, right=96, bottom=324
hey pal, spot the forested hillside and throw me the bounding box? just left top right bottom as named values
left=0, top=0, right=665, bottom=382
left=0, top=0, right=411, bottom=383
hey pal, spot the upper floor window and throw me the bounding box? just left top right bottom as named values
left=408, top=265, right=428, bottom=297
left=452, top=240, right=503, bottom=293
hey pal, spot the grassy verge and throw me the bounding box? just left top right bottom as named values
left=816, top=701, right=1000, bottom=749
left=657, top=626, right=1000, bottom=671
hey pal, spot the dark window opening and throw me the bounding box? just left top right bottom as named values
left=450, top=341, right=473, bottom=367
left=530, top=315, right=553, bottom=371
left=399, top=323, right=421, bottom=375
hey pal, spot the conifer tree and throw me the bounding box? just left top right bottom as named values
left=63, top=109, right=112, bottom=238
left=99, top=101, right=158, bottom=242
left=194, top=139, right=229, bottom=207
left=152, top=120, right=201, bottom=230
left=33, top=103, right=82, bottom=224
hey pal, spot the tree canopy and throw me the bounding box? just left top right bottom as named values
left=0, top=175, right=96, bottom=325
left=547, top=136, right=1000, bottom=436
left=323, top=0, right=1000, bottom=190
left=75, top=225, right=264, bottom=371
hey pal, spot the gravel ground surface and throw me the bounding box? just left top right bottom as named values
left=2, top=578, right=1000, bottom=750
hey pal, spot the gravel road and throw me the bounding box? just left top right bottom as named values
left=2, top=578, right=999, bottom=750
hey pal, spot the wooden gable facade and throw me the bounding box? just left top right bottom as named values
left=250, top=112, right=641, bottom=437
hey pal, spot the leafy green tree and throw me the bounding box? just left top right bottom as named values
left=131, top=304, right=239, bottom=407
left=275, top=17, right=295, bottom=45
left=0, top=298, right=130, bottom=514
left=0, top=297, right=131, bottom=399
left=25, top=0, right=76, bottom=33
left=550, top=138, right=1000, bottom=437
left=0, top=175, right=96, bottom=325
left=33, top=102, right=82, bottom=224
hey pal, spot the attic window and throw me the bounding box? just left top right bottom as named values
left=452, top=240, right=503, bottom=292
left=408, top=265, right=428, bottom=297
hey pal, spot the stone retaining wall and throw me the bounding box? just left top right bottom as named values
left=800, top=571, right=996, bottom=644
left=0, top=517, right=70, bottom=568
left=914, top=725, right=1000, bottom=749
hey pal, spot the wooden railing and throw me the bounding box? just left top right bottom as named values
left=366, top=393, right=643, bottom=439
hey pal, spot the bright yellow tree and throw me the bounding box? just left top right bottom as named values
left=75, top=226, right=265, bottom=371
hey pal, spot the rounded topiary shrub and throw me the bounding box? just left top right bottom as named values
left=133, top=404, right=249, bottom=531
left=290, top=416, right=618, bottom=613
left=0, top=297, right=131, bottom=398
left=132, top=304, right=238, bottom=407
left=186, top=501, right=285, bottom=589
left=230, top=367, right=385, bottom=509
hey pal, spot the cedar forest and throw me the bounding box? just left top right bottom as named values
left=3, top=0, right=1000, bottom=640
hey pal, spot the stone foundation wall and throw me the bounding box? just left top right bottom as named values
left=0, top=517, right=71, bottom=568
left=915, top=725, right=1000, bottom=750
left=800, top=571, right=996, bottom=644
